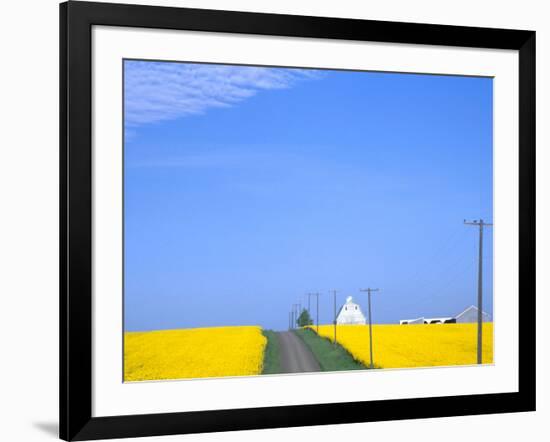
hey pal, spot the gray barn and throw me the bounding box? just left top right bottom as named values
left=454, top=305, right=491, bottom=323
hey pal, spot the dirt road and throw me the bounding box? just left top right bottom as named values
left=276, top=331, right=321, bottom=373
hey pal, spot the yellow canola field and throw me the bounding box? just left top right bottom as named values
left=124, top=326, right=266, bottom=381
left=310, top=323, right=493, bottom=369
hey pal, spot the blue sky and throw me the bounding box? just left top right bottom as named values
left=124, top=60, right=493, bottom=332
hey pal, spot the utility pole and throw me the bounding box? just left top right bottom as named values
left=360, top=288, right=380, bottom=368
left=307, top=293, right=315, bottom=326
left=464, top=219, right=493, bottom=364
left=309, top=293, right=321, bottom=333
left=307, top=293, right=313, bottom=317
left=293, top=304, right=299, bottom=329
left=331, top=290, right=338, bottom=344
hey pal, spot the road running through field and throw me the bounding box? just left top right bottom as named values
left=276, top=331, right=322, bottom=373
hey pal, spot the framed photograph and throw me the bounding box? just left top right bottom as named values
left=60, top=1, right=536, bottom=440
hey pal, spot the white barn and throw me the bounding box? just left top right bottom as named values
left=455, top=305, right=491, bottom=323
left=336, top=296, right=366, bottom=325
left=400, top=317, right=425, bottom=325
left=400, top=305, right=491, bottom=325
left=400, top=317, right=455, bottom=325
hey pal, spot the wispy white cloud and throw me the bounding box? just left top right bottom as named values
left=124, top=61, right=319, bottom=126
left=127, top=149, right=303, bottom=170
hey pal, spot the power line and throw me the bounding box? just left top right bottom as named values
left=397, top=252, right=476, bottom=308
left=395, top=228, right=464, bottom=292
left=400, top=242, right=475, bottom=305
left=464, top=219, right=493, bottom=364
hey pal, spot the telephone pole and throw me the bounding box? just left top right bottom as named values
left=310, top=293, right=321, bottom=333
left=360, top=288, right=380, bottom=368
left=307, top=293, right=313, bottom=316
left=330, top=290, right=338, bottom=344
left=464, top=219, right=493, bottom=364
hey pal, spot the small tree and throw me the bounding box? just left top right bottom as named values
left=297, top=309, right=313, bottom=327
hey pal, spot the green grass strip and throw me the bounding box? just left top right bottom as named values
left=294, top=328, right=368, bottom=371
left=262, top=330, right=282, bottom=374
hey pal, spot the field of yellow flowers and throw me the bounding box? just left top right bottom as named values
left=124, top=326, right=266, bottom=381
left=311, top=323, right=493, bottom=369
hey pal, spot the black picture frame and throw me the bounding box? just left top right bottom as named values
left=60, top=1, right=536, bottom=440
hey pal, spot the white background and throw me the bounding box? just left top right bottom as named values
left=0, top=0, right=547, bottom=441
